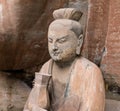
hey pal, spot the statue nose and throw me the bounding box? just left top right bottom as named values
left=52, top=44, right=58, bottom=51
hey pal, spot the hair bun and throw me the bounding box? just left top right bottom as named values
left=53, top=8, right=83, bottom=21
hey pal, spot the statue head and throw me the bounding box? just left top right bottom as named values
left=48, top=8, right=83, bottom=63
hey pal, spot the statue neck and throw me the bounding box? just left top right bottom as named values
left=54, top=57, right=76, bottom=68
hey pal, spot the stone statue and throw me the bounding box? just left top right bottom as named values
left=24, top=8, right=105, bottom=111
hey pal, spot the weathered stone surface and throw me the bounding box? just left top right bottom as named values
left=68, top=0, right=88, bottom=33
left=105, top=99, right=120, bottom=111
left=0, top=1, right=88, bottom=110
left=53, top=8, right=83, bottom=21
left=0, top=0, right=69, bottom=70
left=0, top=72, right=31, bottom=111
left=82, top=0, right=120, bottom=86
left=82, top=0, right=109, bottom=65
left=0, top=0, right=88, bottom=71
left=101, top=0, right=120, bottom=86
left=24, top=8, right=105, bottom=111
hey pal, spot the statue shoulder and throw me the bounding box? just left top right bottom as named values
left=76, top=57, right=102, bottom=76
left=39, top=59, right=52, bottom=73
left=76, top=57, right=104, bottom=86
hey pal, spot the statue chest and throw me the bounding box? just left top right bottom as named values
left=49, top=73, right=81, bottom=111
left=51, top=71, right=70, bottom=100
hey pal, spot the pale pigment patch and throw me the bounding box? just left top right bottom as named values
left=0, top=4, right=3, bottom=20
left=100, top=83, right=104, bottom=93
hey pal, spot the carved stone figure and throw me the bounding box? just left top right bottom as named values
left=24, top=8, right=105, bottom=111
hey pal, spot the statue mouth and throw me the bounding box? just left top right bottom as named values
left=51, top=50, right=63, bottom=57
left=53, top=51, right=60, bottom=56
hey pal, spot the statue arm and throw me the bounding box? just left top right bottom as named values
left=80, top=65, right=105, bottom=111
left=23, top=82, right=49, bottom=111
left=24, top=62, right=51, bottom=111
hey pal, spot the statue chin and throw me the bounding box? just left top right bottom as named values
left=51, top=56, right=62, bottom=62
left=51, top=56, right=75, bottom=64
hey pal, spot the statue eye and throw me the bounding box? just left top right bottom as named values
left=48, top=38, right=53, bottom=43
left=58, top=38, right=66, bottom=43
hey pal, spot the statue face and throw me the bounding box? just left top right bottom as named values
left=48, top=28, right=78, bottom=62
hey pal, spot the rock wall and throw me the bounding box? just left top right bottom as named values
left=82, top=0, right=109, bottom=65
left=101, top=0, right=120, bottom=86
left=0, top=0, right=69, bottom=70
left=83, top=0, right=120, bottom=87
left=0, top=72, right=30, bottom=111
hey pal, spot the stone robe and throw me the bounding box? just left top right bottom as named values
left=24, top=57, right=105, bottom=111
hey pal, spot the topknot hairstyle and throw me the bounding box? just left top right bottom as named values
left=49, top=8, right=83, bottom=37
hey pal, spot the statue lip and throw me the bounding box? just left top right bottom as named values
left=52, top=51, right=61, bottom=56
left=53, top=52, right=60, bottom=56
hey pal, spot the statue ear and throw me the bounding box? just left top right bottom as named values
left=76, top=34, right=83, bottom=55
